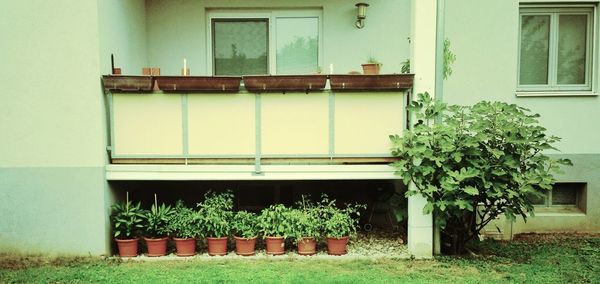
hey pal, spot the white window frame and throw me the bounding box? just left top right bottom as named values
left=206, top=9, right=323, bottom=76
left=517, top=4, right=598, bottom=96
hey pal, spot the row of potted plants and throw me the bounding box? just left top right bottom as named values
left=110, top=192, right=365, bottom=257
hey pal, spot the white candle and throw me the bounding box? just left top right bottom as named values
left=329, top=63, right=334, bottom=74
left=183, top=58, right=187, bottom=75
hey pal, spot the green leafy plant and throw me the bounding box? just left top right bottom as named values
left=287, top=209, right=321, bottom=242
left=168, top=200, right=200, bottom=239
left=443, top=39, right=456, bottom=79
left=389, top=92, right=572, bottom=254
left=258, top=204, right=291, bottom=238
left=143, top=202, right=174, bottom=239
left=318, top=194, right=365, bottom=238
left=197, top=191, right=234, bottom=238
left=401, top=59, right=410, bottom=74
left=288, top=195, right=322, bottom=241
left=231, top=211, right=259, bottom=239
left=110, top=200, right=146, bottom=239
left=367, top=56, right=381, bottom=65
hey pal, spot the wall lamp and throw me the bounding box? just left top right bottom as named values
left=355, top=3, right=369, bottom=29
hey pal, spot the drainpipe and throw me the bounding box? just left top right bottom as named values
left=433, top=0, right=445, bottom=256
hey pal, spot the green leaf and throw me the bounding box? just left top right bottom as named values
left=463, top=186, right=479, bottom=196
left=423, top=203, right=434, bottom=214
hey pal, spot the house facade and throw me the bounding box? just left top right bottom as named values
left=1, top=0, right=598, bottom=258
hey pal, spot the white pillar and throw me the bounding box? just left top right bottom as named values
left=407, top=0, right=437, bottom=259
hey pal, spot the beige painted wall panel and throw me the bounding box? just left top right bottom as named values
left=335, top=93, right=404, bottom=155
left=113, top=93, right=182, bottom=155
left=188, top=94, right=255, bottom=155
left=262, top=93, right=329, bottom=155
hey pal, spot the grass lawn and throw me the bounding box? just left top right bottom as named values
left=1, top=235, right=599, bottom=283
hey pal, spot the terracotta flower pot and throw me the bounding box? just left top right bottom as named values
left=173, top=237, right=196, bottom=256
left=327, top=236, right=349, bottom=255
left=265, top=236, right=285, bottom=255
left=234, top=236, right=257, bottom=256
left=144, top=237, right=168, bottom=257
left=361, top=63, right=381, bottom=75
left=115, top=238, right=139, bottom=257
left=297, top=237, right=317, bottom=256
left=206, top=237, right=228, bottom=256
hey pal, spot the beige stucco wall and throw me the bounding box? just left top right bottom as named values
left=0, top=0, right=146, bottom=255
left=444, top=0, right=600, bottom=154
left=444, top=0, right=600, bottom=233
left=145, top=0, right=411, bottom=76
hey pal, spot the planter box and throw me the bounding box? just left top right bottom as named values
left=156, top=76, right=242, bottom=93
left=329, top=74, right=414, bottom=92
left=102, top=75, right=154, bottom=92
left=243, top=75, right=327, bottom=93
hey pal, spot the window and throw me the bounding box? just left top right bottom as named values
left=531, top=183, right=586, bottom=211
left=209, top=10, right=321, bottom=76
left=213, top=19, right=268, bottom=76
left=518, top=6, right=594, bottom=92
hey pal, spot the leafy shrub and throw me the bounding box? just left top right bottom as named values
left=231, top=211, right=259, bottom=239
left=389, top=92, right=571, bottom=254
left=258, top=204, right=291, bottom=238
left=143, top=203, right=174, bottom=238
left=168, top=200, right=200, bottom=239
left=197, top=191, right=234, bottom=238
left=287, top=208, right=321, bottom=241
left=318, top=194, right=365, bottom=238
left=288, top=195, right=322, bottom=241
left=110, top=201, right=146, bottom=239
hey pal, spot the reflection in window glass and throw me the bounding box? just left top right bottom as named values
left=519, top=15, right=550, bottom=85
left=558, top=15, right=587, bottom=85
left=213, top=20, right=268, bottom=76
left=276, top=17, right=319, bottom=75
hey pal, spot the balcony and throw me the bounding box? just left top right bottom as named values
left=105, top=75, right=411, bottom=166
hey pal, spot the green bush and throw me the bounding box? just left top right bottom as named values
left=318, top=194, right=365, bottom=238
left=231, top=211, right=259, bottom=239
left=110, top=201, right=146, bottom=239
left=143, top=203, right=174, bottom=238
left=287, top=208, right=321, bottom=241
left=389, top=92, right=571, bottom=254
left=197, top=191, right=234, bottom=238
left=168, top=200, right=200, bottom=239
left=258, top=204, right=291, bottom=238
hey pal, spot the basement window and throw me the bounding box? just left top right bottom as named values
left=531, top=183, right=586, bottom=212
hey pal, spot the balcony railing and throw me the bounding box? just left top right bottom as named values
left=104, top=74, right=412, bottom=165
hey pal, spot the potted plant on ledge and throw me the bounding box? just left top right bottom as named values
left=361, top=57, right=381, bottom=75
left=232, top=211, right=260, bottom=256
left=197, top=191, right=234, bottom=256
left=258, top=204, right=291, bottom=255
left=168, top=200, right=200, bottom=257
left=318, top=195, right=366, bottom=255
left=110, top=198, right=145, bottom=257
left=143, top=195, right=174, bottom=257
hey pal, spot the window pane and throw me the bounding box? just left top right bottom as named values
left=276, top=17, right=318, bottom=74
left=519, top=15, right=550, bottom=85
left=213, top=20, right=268, bottom=76
left=552, top=184, right=578, bottom=206
left=558, top=15, right=587, bottom=85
